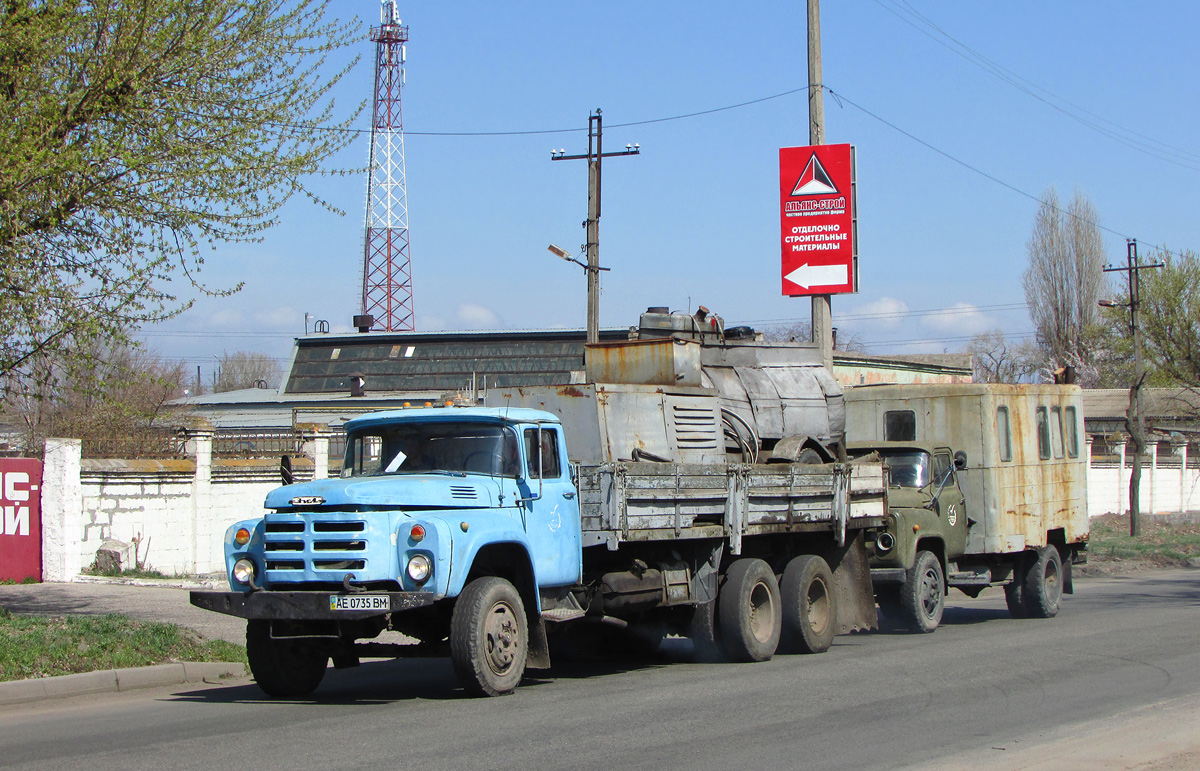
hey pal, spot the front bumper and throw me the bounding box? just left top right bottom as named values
left=190, top=590, right=440, bottom=621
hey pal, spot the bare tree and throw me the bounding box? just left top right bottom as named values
left=965, top=329, right=1040, bottom=383
left=761, top=321, right=869, bottom=352
left=1, top=342, right=187, bottom=456
left=1022, top=189, right=1109, bottom=386
left=214, top=351, right=283, bottom=393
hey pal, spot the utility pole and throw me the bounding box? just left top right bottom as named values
left=1103, top=239, right=1163, bottom=536
left=808, top=0, right=833, bottom=369
left=551, top=110, right=640, bottom=344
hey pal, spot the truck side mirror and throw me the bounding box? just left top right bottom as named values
left=954, top=451, right=967, bottom=470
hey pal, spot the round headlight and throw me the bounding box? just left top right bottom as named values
left=232, top=558, right=256, bottom=585
left=406, top=554, right=432, bottom=583
left=876, top=532, right=895, bottom=554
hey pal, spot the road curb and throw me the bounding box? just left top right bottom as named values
left=0, top=662, right=247, bottom=706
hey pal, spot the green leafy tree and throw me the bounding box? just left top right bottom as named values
left=1134, top=248, right=1200, bottom=389
left=0, top=0, right=359, bottom=380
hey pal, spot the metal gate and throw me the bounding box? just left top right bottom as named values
left=0, top=458, right=43, bottom=582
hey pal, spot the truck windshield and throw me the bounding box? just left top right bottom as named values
left=879, top=451, right=931, bottom=489
left=341, top=422, right=520, bottom=478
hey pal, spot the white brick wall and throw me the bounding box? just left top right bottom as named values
left=40, top=434, right=323, bottom=579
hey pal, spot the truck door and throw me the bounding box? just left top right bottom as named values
left=932, top=450, right=968, bottom=556
left=519, top=425, right=582, bottom=587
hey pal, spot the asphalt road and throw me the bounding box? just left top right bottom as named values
left=2, top=570, right=1199, bottom=770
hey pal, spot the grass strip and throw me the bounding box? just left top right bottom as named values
left=0, top=609, right=245, bottom=683
left=1088, top=514, right=1200, bottom=568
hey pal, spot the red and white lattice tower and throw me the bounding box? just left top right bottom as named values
left=361, top=0, right=413, bottom=331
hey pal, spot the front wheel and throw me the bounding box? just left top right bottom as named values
left=900, top=550, right=944, bottom=633
left=779, top=554, right=837, bottom=654
left=246, top=620, right=328, bottom=698
left=450, top=576, right=528, bottom=697
left=1022, top=546, right=1063, bottom=618
left=717, top=558, right=782, bottom=662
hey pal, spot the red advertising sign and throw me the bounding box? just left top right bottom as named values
left=0, top=459, right=42, bottom=582
left=779, top=143, right=857, bottom=296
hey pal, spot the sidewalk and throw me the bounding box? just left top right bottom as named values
left=0, top=577, right=252, bottom=705
left=0, top=576, right=245, bottom=644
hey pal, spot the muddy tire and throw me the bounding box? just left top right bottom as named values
left=900, top=550, right=944, bottom=633
left=717, top=558, right=782, bottom=662
left=779, top=554, right=837, bottom=654
left=1004, top=580, right=1029, bottom=619
left=1022, top=546, right=1063, bottom=619
left=450, top=576, right=528, bottom=697
left=687, top=599, right=721, bottom=662
left=246, top=620, right=328, bottom=698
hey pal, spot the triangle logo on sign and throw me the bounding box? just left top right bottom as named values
left=790, top=155, right=838, bottom=196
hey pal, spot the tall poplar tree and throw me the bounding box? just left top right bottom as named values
left=1022, top=188, right=1108, bottom=384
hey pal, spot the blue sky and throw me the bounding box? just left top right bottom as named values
left=141, top=1, right=1200, bottom=377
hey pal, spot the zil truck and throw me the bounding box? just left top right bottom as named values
left=844, top=383, right=1089, bottom=633
left=190, top=309, right=888, bottom=697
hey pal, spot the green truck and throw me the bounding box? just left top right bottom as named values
left=845, top=383, right=1089, bottom=632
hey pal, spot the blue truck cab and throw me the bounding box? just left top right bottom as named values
left=191, top=407, right=581, bottom=697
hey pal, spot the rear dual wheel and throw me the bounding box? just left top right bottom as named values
left=718, top=558, right=782, bottom=662
left=1006, top=546, right=1063, bottom=619
left=780, top=554, right=837, bottom=654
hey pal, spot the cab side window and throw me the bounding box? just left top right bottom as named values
left=933, top=452, right=953, bottom=485
left=524, top=427, right=562, bottom=479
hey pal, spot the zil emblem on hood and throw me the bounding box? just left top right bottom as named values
left=290, top=495, right=325, bottom=506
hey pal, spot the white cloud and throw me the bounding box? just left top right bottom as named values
left=205, top=308, right=245, bottom=330
left=457, top=303, right=501, bottom=328
left=849, top=297, right=909, bottom=329
left=420, top=315, right=447, bottom=331
left=922, top=302, right=992, bottom=334
left=254, top=306, right=301, bottom=331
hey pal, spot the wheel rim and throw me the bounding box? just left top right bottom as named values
left=919, top=567, right=941, bottom=618
left=1044, top=558, right=1062, bottom=603
left=483, top=600, right=520, bottom=676
left=748, top=580, right=776, bottom=643
left=806, top=577, right=831, bottom=634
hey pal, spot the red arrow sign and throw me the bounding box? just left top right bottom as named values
left=779, top=144, right=857, bottom=297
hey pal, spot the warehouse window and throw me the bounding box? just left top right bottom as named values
left=884, top=410, right=916, bottom=441
left=1050, top=406, right=1065, bottom=459
left=1036, top=407, right=1051, bottom=460
left=1065, top=407, right=1079, bottom=458
left=997, top=407, right=1012, bottom=462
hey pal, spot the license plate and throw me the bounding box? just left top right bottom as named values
left=330, top=594, right=390, bottom=612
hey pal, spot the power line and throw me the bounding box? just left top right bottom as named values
left=739, top=301, right=1028, bottom=326
left=873, top=0, right=1200, bottom=171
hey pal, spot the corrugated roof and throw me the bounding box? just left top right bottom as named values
left=285, top=328, right=629, bottom=394
left=1082, top=388, right=1200, bottom=420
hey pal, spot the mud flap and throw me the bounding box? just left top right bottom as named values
left=527, top=615, right=551, bottom=670
left=823, top=530, right=879, bottom=634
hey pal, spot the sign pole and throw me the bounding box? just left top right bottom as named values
left=807, top=0, right=833, bottom=370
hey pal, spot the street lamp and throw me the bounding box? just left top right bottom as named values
left=547, top=244, right=609, bottom=344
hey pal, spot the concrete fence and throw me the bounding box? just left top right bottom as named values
left=35, top=431, right=1198, bottom=581
left=40, top=427, right=332, bottom=581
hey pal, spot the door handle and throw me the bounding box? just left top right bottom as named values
left=562, top=491, right=576, bottom=499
